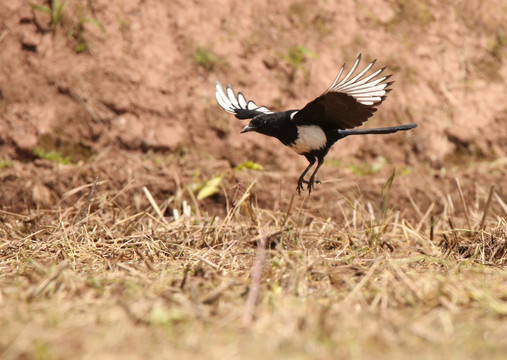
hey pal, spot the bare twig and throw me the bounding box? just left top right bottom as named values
left=479, top=186, right=495, bottom=230
left=180, top=264, right=190, bottom=289
left=448, top=217, right=459, bottom=249
left=282, top=194, right=295, bottom=227
left=430, top=215, right=434, bottom=242
left=243, top=223, right=268, bottom=327
left=455, top=178, right=472, bottom=231
left=135, top=248, right=156, bottom=272
left=81, top=177, right=98, bottom=221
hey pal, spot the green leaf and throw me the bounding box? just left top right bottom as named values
left=51, top=0, right=66, bottom=26
left=197, top=176, right=222, bottom=200
left=234, top=160, right=264, bottom=172
left=192, top=46, right=219, bottom=71
left=84, top=18, right=107, bottom=34
left=33, top=148, right=72, bottom=164
left=75, top=41, right=88, bottom=53
left=379, top=169, right=395, bottom=219
left=149, top=304, right=183, bottom=325
left=371, top=156, right=387, bottom=173
left=29, top=3, right=51, bottom=14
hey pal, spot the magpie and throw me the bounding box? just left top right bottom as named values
left=215, top=54, right=417, bottom=195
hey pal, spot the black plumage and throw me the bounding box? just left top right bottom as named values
left=215, top=54, right=417, bottom=194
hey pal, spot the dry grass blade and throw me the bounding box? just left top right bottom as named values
left=142, top=186, right=165, bottom=221
left=388, top=259, right=423, bottom=300
left=342, top=257, right=382, bottom=303
left=61, top=178, right=107, bottom=200
left=455, top=178, right=472, bottom=231
left=201, top=280, right=237, bottom=304
left=479, top=185, right=495, bottom=230
left=440, top=217, right=507, bottom=265
left=494, top=191, right=507, bottom=214
left=0, top=30, right=9, bottom=43
left=135, top=248, right=156, bottom=272
left=197, top=255, right=219, bottom=270
left=26, top=261, right=69, bottom=301
left=80, top=176, right=99, bottom=221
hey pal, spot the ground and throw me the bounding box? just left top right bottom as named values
left=0, top=0, right=506, bottom=359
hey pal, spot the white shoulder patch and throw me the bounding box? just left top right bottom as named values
left=290, top=125, right=327, bottom=154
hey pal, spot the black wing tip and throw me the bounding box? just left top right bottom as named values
left=384, top=81, right=395, bottom=92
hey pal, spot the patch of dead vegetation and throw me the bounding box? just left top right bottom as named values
left=1, top=163, right=506, bottom=358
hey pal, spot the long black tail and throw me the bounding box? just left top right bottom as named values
left=338, top=123, right=417, bottom=137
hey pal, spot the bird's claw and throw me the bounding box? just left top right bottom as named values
left=307, top=179, right=316, bottom=194
left=297, top=178, right=321, bottom=195
left=296, top=182, right=305, bottom=195
left=301, top=179, right=321, bottom=185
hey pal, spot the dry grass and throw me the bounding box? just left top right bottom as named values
left=1, top=160, right=506, bottom=360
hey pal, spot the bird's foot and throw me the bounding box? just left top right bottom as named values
left=296, top=181, right=305, bottom=196
left=299, top=178, right=321, bottom=195
left=307, top=179, right=316, bottom=194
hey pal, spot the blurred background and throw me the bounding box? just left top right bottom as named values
left=0, top=0, right=505, bottom=216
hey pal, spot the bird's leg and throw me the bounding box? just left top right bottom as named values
left=307, top=157, right=324, bottom=194
left=297, top=155, right=316, bottom=195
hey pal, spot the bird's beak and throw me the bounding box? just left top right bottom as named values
left=241, top=124, right=255, bottom=133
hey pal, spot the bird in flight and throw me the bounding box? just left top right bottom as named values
left=215, top=54, right=417, bottom=195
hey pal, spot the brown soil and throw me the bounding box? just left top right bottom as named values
left=0, top=0, right=506, bottom=222
left=1, top=0, right=506, bottom=222
left=0, top=0, right=507, bottom=213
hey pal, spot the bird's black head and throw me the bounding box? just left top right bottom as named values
left=240, top=114, right=271, bottom=135
left=240, top=111, right=299, bottom=146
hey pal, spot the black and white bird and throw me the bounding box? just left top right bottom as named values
left=215, top=54, right=417, bottom=194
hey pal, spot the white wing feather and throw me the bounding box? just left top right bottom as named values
left=215, top=81, right=273, bottom=116
left=326, top=54, right=392, bottom=106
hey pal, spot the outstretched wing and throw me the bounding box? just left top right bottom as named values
left=215, top=81, right=273, bottom=120
left=292, top=54, right=393, bottom=130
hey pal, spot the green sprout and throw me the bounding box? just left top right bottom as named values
left=30, top=0, right=66, bottom=27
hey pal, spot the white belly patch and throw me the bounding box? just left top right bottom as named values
left=290, top=125, right=327, bottom=154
